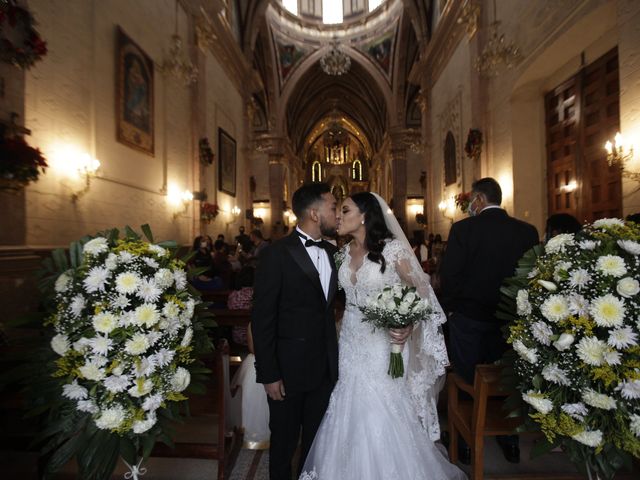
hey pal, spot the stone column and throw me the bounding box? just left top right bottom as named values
left=390, top=135, right=408, bottom=232
left=268, top=154, right=285, bottom=239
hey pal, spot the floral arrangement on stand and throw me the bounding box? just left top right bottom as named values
left=454, top=192, right=472, bottom=213
left=0, top=1, right=48, bottom=69
left=5, top=225, right=214, bottom=479
left=200, top=202, right=219, bottom=223
left=0, top=136, right=48, bottom=190
left=464, top=129, right=483, bottom=160
left=498, top=219, right=640, bottom=479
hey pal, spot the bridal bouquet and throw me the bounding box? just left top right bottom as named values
left=360, top=285, right=432, bottom=378
left=501, top=218, right=640, bottom=480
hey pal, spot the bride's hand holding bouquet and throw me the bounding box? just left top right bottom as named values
left=360, top=285, right=432, bottom=378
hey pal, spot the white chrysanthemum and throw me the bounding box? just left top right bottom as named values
left=154, top=268, right=174, bottom=289
left=162, top=301, right=181, bottom=321
left=83, top=266, right=110, bottom=293
left=522, top=391, right=553, bottom=414
left=62, top=381, right=88, bottom=400
left=95, top=406, right=126, bottom=430
left=617, top=277, right=640, bottom=298
left=537, top=279, right=557, bottom=291
left=608, top=326, right=638, bottom=349
left=618, top=239, right=640, bottom=255
left=571, top=429, right=603, bottom=448
left=133, top=304, right=160, bottom=328
left=603, top=350, right=622, bottom=365
left=615, top=379, right=640, bottom=400
left=103, top=374, right=131, bottom=393
left=133, top=413, right=157, bottom=434
left=54, top=272, right=72, bottom=293
left=148, top=244, right=167, bottom=257
left=181, top=327, right=193, bottom=348
left=183, top=299, right=196, bottom=320
left=79, top=361, right=106, bottom=381
left=596, top=255, right=627, bottom=277
left=568, top=293, right=589, bottom=317
left=516, top=290, right=532, bottom=316
left=153, top=348, right=175, bottom=367
left=553, top=261, right=572, bottom=282
left=164, top=318, right=181, bottom=336
left=136, top=279, right=161, bottom=303
left=76, top=400, right=99, bottom=414
left=73, top=337, right=91, bottom=354
left=578, top=240, right=599, bottom=250
left=553, top=332, right=575, bottom=351
left=545, top=233, right=575, bottom=254
left=173, top=269, right=187, bottom=290
left=589, top=294, right=625, bottom=328
left=134, top=356, right=157, bottom=378
left=630, top=414, right=640, bottom=437
left=142, top=394, right=163, bottom=412
left=69, top=294, right=86, bottom=317
left=576, top=336, right=607, bottom=366
left=124, top=333, right=150, bottom=355
left=115, top=272, right=140, bottom=295
left=530, top=321, right=553, bottom=346
left=89, top=335, right=112, bottom=355
left=583, top=388, right=616, bottom=410
left=561, top=402, right=588, bottom=421
left=118, top=251, right=134, bottom=263
left=542, top=363, right=570, bottom=386
left=593, top=218, right=624, bottom=229
left=142, top=257, right=159, bottom=269
left=128, top=379, right=154, bottom=398
left=92, top=311, right=118, bottom=334
left=111, top=295, right=130, bottom=310
left=171, top=367, right=191, bottom=392
left=569, top=269, right=591, bottom=290
left=146, top=331, right=162, bottom=346
left=104, top=252, right=118, bottom=270
left=540, top=295, right=570, bottom=323
left=513, top=340, right=538, bottom=364
left=83, top=237, right=109, bottom=256
left=90, top=355, right=109, bottom=368
left=51, top=334, right=70, bottom=356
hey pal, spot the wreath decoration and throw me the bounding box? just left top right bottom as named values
left=0, top=1, right=48, bottom=69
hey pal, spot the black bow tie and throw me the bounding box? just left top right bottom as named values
left=297, top=231, right=325, bottom=248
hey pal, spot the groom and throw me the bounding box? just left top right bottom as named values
left=252, top=182, right=339, bottom=480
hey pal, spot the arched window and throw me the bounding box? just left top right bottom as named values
left=352, top=159, right=362, bottom=181
left=444, top=131, right=457, bottom=186
left=312, top=161, right=323, bottom=182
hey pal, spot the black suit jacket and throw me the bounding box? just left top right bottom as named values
left=252, top=231, right=339, bottom=392
left=440, top=208, right=539, bottom=322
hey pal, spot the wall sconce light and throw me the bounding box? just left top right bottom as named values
left=283, top=208, right=297, bottom=225
left=559, top=180, right=577, bottom=193
left=438, top=197, right=456, bottom=222
left=71, top=154, right=101, bottom=202
left=605, top=132, right=639, bottom=181
left=231, top=205, right=241, bottom=218
left=167, top=184, right=193, bottom=219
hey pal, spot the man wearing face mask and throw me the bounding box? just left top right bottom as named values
left=440, top=177, right=538, bottom=464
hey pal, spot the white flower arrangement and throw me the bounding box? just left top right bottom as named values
left=504, top=219, right=640, bottom=479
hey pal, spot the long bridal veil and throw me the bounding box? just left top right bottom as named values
left=370, top=192, right=449, bottom=441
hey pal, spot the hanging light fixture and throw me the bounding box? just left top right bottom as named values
left=475, top=0, right=520, bottom=76
left=320, top=41, right=351, bottom=76
left=162, top=1, right=198, bottom=85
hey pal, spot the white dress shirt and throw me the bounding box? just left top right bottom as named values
left=296, top=226, right=331, bottom=299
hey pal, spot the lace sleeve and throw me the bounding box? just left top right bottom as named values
left=385, top=239, right=450, bottom=441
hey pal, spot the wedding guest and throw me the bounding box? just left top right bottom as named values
left=545, top=213, right=581, bottom=242
left=626, top=212, right=640, bottom=224
left=235, top=226, right=252, bottom=252
left=212, top=239, right=233, bottom=289
left=440, top=177, right=539, bottom=464
left=190, top=236, right=224, bottom=290
left=229, top=266, right=254, bottom=347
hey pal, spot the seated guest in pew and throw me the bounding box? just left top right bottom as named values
left=190, top=235, right=225, bottom=291
left=231, top=323, right=270, bottom=450
left=212, top=239, right=233, bottom=289
left=544, top=213, right=581, bottom=242
left=229, top=266, right=254, bottom=347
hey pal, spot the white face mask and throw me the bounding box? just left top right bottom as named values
left=200, top=241, right=209, bottom=249
left=468, top=195, right=480, bottom=217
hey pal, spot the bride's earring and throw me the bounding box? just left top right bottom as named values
left=361, top=219, right=365, bottom=225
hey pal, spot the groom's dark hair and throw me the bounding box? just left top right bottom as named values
left=292, top=182, right=331, bottom=219
left=472, top=177, right=502, bottom=205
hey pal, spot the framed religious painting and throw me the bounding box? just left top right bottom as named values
left=218, top=128, right=236, bottom=196
left=116, top=27, right=154, bottom=155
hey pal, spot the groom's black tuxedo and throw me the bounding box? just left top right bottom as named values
left=252, top=231, right=339, bottom=480
left=440, top=207, right=538, bottom=384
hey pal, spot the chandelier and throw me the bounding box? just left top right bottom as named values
left=162, top=1, right=198, bottom=85
left=320, top=42, right=351, bottom=76
left=475, top=0, right=520, bottom=76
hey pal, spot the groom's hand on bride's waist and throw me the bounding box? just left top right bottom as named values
left=264, top=380, right=286, bottom=401
left=389, top=325, right=413, bottom=344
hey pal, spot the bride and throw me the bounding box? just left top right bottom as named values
left=299, top=192, right=465, bottom=480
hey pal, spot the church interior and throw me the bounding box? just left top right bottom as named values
left=2, top=0, right=640, bottom=479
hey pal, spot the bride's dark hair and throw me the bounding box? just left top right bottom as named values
left=350, top=192, right=394, bottom=273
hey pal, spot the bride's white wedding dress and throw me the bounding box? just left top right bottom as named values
left=300, top=239, right=466, bottom=480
